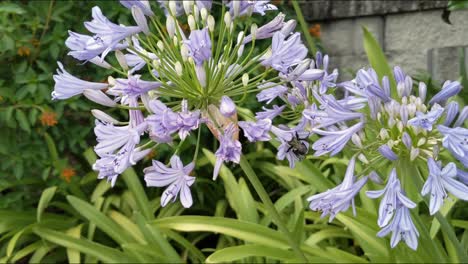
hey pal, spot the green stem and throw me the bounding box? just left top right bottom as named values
left=239, top=156, right=308, bottom=262
left=291, top=0, right=317, bottom=55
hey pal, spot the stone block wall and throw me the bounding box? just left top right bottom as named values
left=301, top=1, right=468, bottom=82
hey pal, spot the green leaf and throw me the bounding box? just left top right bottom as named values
left=448, top=0, right=468, bottom=10
left=295, top=161, right=334, bottom=191
left=206, top=245, right=296, bottom=263
left=6, top=227, right=28, bottom=257
left=121, top=168, right=153, bottom=220
left=305, top=227, right=353, bottom=246
left=37, top=186, right=57, bottom=222
left=362, top=26, right=397, bottom=97
left=44, top=132, right=59, bottom=169
left=66, top=225, right=83, bottom=264
left=15, top=109, right=30, bottom=133
left=66, top=195, right=136, bottom=245
left=33, top=226, right=135, bottom=263
left=107, top=210, right=146, bottom=244
left=0, top=3, right=26, bottom=14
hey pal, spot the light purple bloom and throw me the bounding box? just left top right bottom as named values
left=443, top=101, right=459, bottom=126
left=228, top=0, right=277, bottom=17
left=125, top=37, right=158, bottom=73
left=239, top=119, right=272, bottom=142
left=120, top=0, right=154, bottom=16
left=255, top=105, right=285, bottom=120
left=402, top=132, right=412, bottom=149
left=276, top=129, right=309, bottom=168
left=213, top=124, right=242, bottom=180
left=454, top=106, right=468, bottom=127
left=377, top=204, right=419, bottom=250
left=438, top=125, right=468, bottom=167
left=243, top=13, right=285, bottom=43
left=256, top=82, right=288, bottom=104
left=52, top=62, right=108, bottom=100
left=393, top=66, right=406, bottom=84
left=85, top=7, right=146, bottom=59
left=319, top=69, right=338, bottom=94
left=93, top=147, right=150, bottom=186
left=428, top=80, right=462, bottom=105
left=94, top=120, right=147, bottom=157
left=378, top=144, right=398, bottom=161
left=307, top=157, right=368, bottom=221
left=177, top=100, right=201, bottom=140
left=366, top=169, right=416, bottom=227
left=219, top=96, right=237, bottom=117
left=109, top=75, right=161, bottom=98
left=421, top=158, right=468, bottom=215
left=146, top=100, right=179, bottom=143
left=157, top=0, right=184, bottom=16
left=261, top=32, right=307, bottom=73
left=144, top=155, right=196, bottom=208
left=407, top=107, right=444, bottom=131
left=65, top=31, right=128, bottom=61
left=457, top=169, right=468, bottom=185
left=184, top=28, right=211, bottom=65
left=311, top=121, right=364, bottom=156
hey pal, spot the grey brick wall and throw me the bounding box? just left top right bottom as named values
left=302, top=1, right=468, bottom=82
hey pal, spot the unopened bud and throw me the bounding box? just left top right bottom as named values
left=219, top=96, right=237, bottom=117
left=200, top=8, right=208, bottom=21
left=417, top=137, right=426, bottom=147
left=237, top=45, right=244, bottom=57
left=233, top=0, right=241, bottom=17
left=379, top=128, right=389, bottom=140
left=175, top=61, right=183, bottom=76
left=168, top=1, right=177, bottom=15
left=157, top=40, right=164, bottom=51
left=397, top=120, right=404, bottom=132
left=410, top=147, right=420, bottom=161
left=237, top=31, right=245, bottom=45
left=224, top=11, right=231, bottom=27
left=152, top=59, right=160, bottom=69
left=193, top=5, right=199, bottom=22
left=358, top=153, right=369, bottom=164
left=91, top=109, right=120, bottom=124
left=280, top=19, right=297, bottom=35
left=242, top=73, right=249, bottom=86
left=166, top=16, right=176, bottom=37
left=188, top=15, right=196, bottom=31
left=107, top=76, right=116, bottom=86
left=173, top=36, right=178, bottom=46
left=419, top=82, right=427, bottom=102
left=181, top=45, right=189, bottom=61
left=114, top=50, right=128, bottom=70
left=352, top=133, right=363, bottom=148
left=83, top=90, right=117, bottom=107
left=183, top=1, right=193, bottom=15
left=250, top=23, right=258, bottom=40
left=207, top=15, right=215, bottom=32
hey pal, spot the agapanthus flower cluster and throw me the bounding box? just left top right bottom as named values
left=52, top=0, right=468, bottom=250
left=52, top=0, right=297, bottom=208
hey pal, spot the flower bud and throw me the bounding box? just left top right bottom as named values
left=132, top=6, right=149, bottom=35
left=219, top=96, right=237, bottom=117
left=200, top=8, right=208, bottom=21
left=454, top=106, right=468, bottom=127
left=280, top=19, right=297, bottom=35
left=233, top=0, right=241, bottom=17
left=207, top=15, right=215, bottom=32
left=107, top=76, right=116, bottom=86
left=379, top=128, right=389, bottom=140
left=83, top=90, right=117, bottom=107
left=188, top=15, right=196, bottom=31
left=114, top=50, right=128, bottom=70
left=175, top=61, right=183, bottom=76
left=250, top=23, right=258, bottom=40
left=410, top=147, right=420, bottom=161
left=193, top=5, right=199, bottom=22
left=91, top=109, right=120, bottom=124
left=166, top=16, right=176, bottom=37
left=368, top=171, right=384, bottom=184
left=397, top=120, right=404, bottom=132
left=195, top=65, right=206, bottom=87
left=443, top=101, right=459, bottom=126
left=351, top=133, right=363, bottom=148
left=181, top=44, right=189, bottom=61
left=378, top=144, right=398, bottom=161
left=428, top=80, right=461, bottom=105
left=400, top=104, right=408, bottom=125
left=168, top=1, right=177, bottom=15
left=173, top=35, right=179, bottom=46
left=152, top=59, right=160, bottom=69
left=417, top=137, right=426, bottom=147
left=237, top=31, right=245, bottom=45
left=157, top=40, right=164, bottom=51
left=418, top=82, right=427, bottom=102
left=358, top=153, right=369, bottom=164
left=224, top=11, right=231, bottom=28
left=242, top=73, right=249, bottom=87
left=183, top=1, right=193, bottom=15
left=237, top=45, right=244, bottom=57
left=402, top=132, right=412, bottom=149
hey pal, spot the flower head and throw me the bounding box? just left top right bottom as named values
left=213, top=124, right=242, bottom=180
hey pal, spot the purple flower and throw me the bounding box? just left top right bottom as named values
left=261, top=32, right=307, bottom=73
left=407, top=107, right=444, bottom=131
left=52, top=62, right=108, bottom=100
left=184, top=28, right=211, bottom=65
left=228, top=0, right=277, bottom=17
left=428, top=80, right=462, bottom=105
left=256, top=82, right=288, bottom=104
left=366, top=169, right=416, bottom=227
left=255, top=105, right=285, bottom=120
left=144, top=155, right=196, bottom=208
left=196, top=0, right=213, bottom=10
left=457, top=169, right=468, bottom=185
left=311, top=122, right=364, bottom=156
left=243, top=13, right=285, bottom=43
left=177, top=100, right=201, bottom=140
left=307, top=157, right=368, bottom=221
left=393, top=66, right=406, bottom=84
left=109, top=75, right=161, bottom=98
left=65, top=31, right=128, bottom=61
left=402, top=132, right=412, bottom=149
left=378, top=144, right=398, bottom=161
left=319, top=69, right=338, bottom=94
left=454, top=106, right=468, bottom=127
left=276, top=129, right=309, bottom=168
left=84, top=7, right=145, bottom=59
left=421, top=158, right=468, bottom=215
left=125, top=37, right=158, bottom=73
left=146, top=100, right=179, bottom=143
left=120, top=0, right=154, bottom=16
left=93, top=147, right=150, bottom=186
left=213, top=124, right=242, bottom=180
left=443, top=101, right=459, bottom=126
left=94, top=120, right=147, bottom=157
left=219, top=96, right=237, bottom=117
left=438, top=125, right=468, bottom=167
left=377, top=204, right=419, bottom=250
left=239, top=119, right=272, bottom=142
